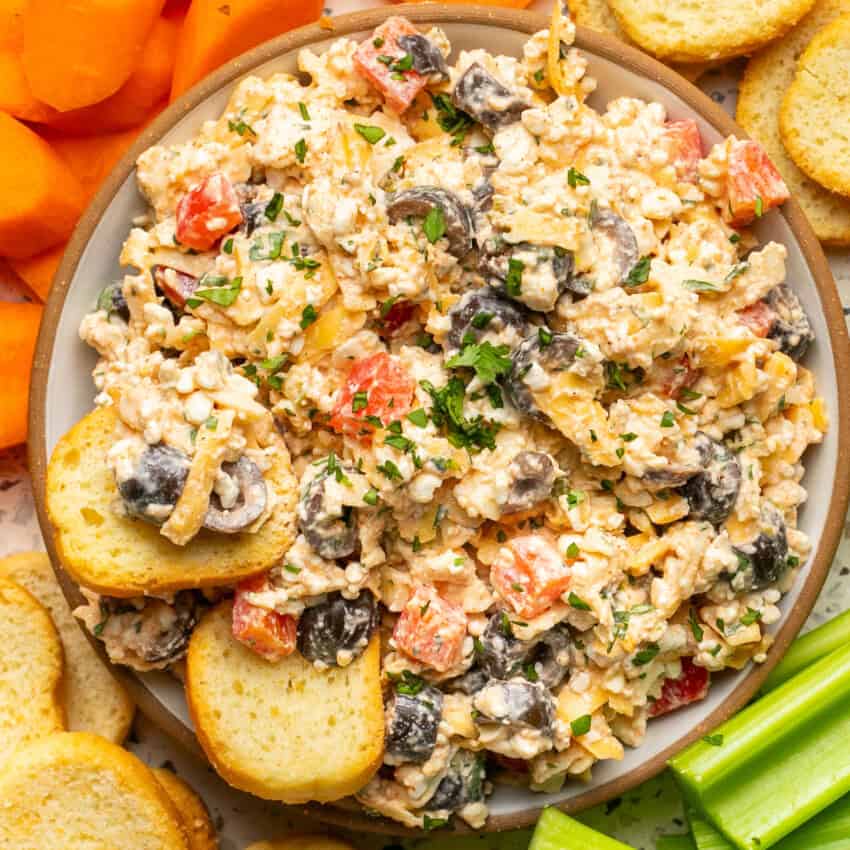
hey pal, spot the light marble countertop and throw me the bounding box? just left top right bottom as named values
left=2, top=2, right=850, bottom=847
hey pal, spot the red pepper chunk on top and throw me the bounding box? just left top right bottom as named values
left=329, top=352, right=415, bottom=437
left=491, top=535, right=572, bottom=619
left=649, top=657, right=710, bottom=717
left=176, top=172, right=243, bottom=252
left=232, top=573, right=296, bottom=662
left=725, top=140, right=789, bottom=228
left=663, top=119, right=702, bottom=181
left=353, top=17, right=428, bottom=113
left=393, top=586, right=468, bottom=672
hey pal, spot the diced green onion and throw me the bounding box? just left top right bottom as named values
left=670, top=642, right=850, bottom=849
left=762, top=608, right=850, bottom=694
left=530, top=807, right=635, bottom=850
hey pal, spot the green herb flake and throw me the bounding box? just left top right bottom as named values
left=568, top=592, right=591, bottom=611
left=298, top=101, right=310, bottom=121
left=567, top=167, right=591, bottom=188
left=446, top=341, right=512, bottom=385
left=300, top=304, right=318, bottom=329
left=294, top=138, right=307, bottom=164
left=660, top=410, right=675, bottom=428
left=422, top=205, right=446, bottom=244
left=703, top=733, right=724, bottom=747
left=633, top=642, right=660, bottom=666
left=566, top=542, right=580, bottom=559
left=354, top=123, right=386, bottom=145
left=682, top=279, right=719, bottom=292
left=571, top=714, right=592, bottom=736
left=265, top=192, right=284, bottom=222
left=625, top=255, right=651, bottom=287
left=406, top=409, right=428, bottom=428
left=505, top=258, right=524, bottom=297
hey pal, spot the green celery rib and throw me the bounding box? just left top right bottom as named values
left=773, top=793, right=850, bottom=850
left=670, top=642, right=850, bottom=849
left=688, top=810, right=734, bottom=850
left=529, top=807, right=634, bottom=850
left=657, top=835, right=696, bottom=850
left=762, top=609, right=850, bottom=694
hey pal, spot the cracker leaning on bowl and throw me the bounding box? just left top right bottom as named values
left=153, top=767, right=219, bottom=850
left=779, top=14, right=850, bottom=199
left=738, top=0, right=850, bottom=246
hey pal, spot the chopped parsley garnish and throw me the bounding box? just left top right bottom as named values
left=423, top=815, right=448, bottom=831
left=566, top=542, right=580, bottom=559
left=430, top=91, right=474, bottom=146
left=703, top=734, right=724, bottom=747
left=265, top=192, right=284, bottom=221
left=186, top=274, right=242, bottom=308
left=352, top=391, right=369, bottom=413
left=475, top=142, right=495, bottom=155
left=385, top=433, right=415, bottom=453
left=392, top=53, right=414, bottom=72
left=260, top=354, right=287, bottom=372
left=298, top=101, right=310, bottom=121
left=421, top=377, right=499, bottom=452
left=222, top=237, right=234, bottom=254
left=378, top=459, right=403, bottom=481
left=283, top=563, right=301, bottom=574
left=394, top=670, right=425, bottom=696
left=354, top=123, right=386, bottom=144
left=567, top=167, right=591, bottom=188
left=689, top=608, right=704, bottom=642
left=625, top=255, right=651, bottom=287
left=633, top=642, right=660, bottom=666
left=538, top=327, right=553, bottom=347
left=228, top=118, right=255, bottom=137
left=363, top=489, right=379, bottom=506
left=422, top=205, right=446, bottom=244
left=682, top=279, right=719, bottom=292
left=568, top=592, right=590, bottom=611
left=754, top=195, right=764, bottom=217
left=725, top=261, right=750, bottom=281
left=300, top=304, right=318, bottom=329
left=741, top=608, right=763, bottom=626
left=567, top=489, right=585, bottom=508
left=446, top=341, right=512, bottom=385
left=571, top=714, right=592, bottom=736
left=406, top=408, right=428, bottom=428
left=294, top=138, right=307, bottom=164
left=660, top=410, right=675, bottom=428
left=471, top=311, right=493, bottom=330
left=289, top=243, right=321, bottom=278
left=249, top=231, right=284, bottom=261
left=505, top=258, right=524, bottom=297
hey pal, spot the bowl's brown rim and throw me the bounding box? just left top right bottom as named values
left=27, top=3, right=850, bottom=836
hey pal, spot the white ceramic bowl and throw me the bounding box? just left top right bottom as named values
left=30, top=6, right=850, bottom=832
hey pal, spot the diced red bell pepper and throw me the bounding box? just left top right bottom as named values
left=353, top=17, right=428, bottom=113
left=737, top=300, right=775, bottom=338
left=393, top=585, right=468, bottom=672
left=152, top=265, right=198, bottom=309
left=491, top=535, right=571, bottom=619
left=176, top=172, right=243, bottom=252
left=379, top=299, right=417, bottom=338
left=329, top=351, right=415, bottom=436
left=660, top=354, right=700, bottom=399
left=232, top=573, right=297, bottom=663
left=649, top=657, right=710, bottom=717
left=664, top=119, right=702, bottom=181
left=725, top=140, right=789, bottom=228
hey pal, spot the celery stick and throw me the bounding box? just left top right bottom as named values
left=762, top=609, right=850, bottom=694
left=774, top=793, right=850, bottom=850
left=670, top=642, right=850, bottom=849
left=529, top=807, right=634, bottom=850
left=689, top=810, right=734, bottom=850
left=656, top=835, right=696, bottom=850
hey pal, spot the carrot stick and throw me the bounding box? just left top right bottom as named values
left=8, top=244, right=63, bottom=302
left=170, top=0, right=323, bottom=98
left=0, top=51, right=55, bottom=121
left=22, top=0, right=165, bottom=111
left=394, top=0, right=532, bottom=5
left=37, top=15, right=179, bottom=135
left=0, top=114, right=86, bottom=259
left=0, top=301, right=42, bottom=450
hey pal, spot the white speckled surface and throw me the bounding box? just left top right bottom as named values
left=2, top=2, right=849, bottom=847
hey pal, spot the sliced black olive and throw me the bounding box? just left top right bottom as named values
left=506, top=331, right=583, bottom=421
left=530, top=625, right=571, bottom=690
left=386, top=187, right=474, bottom=258
left=680, top=433, right=741, bottom=525
left=385, top=685, right=444, bottom=764
left=503, top=451, right=556, bottom=514
left=479, top=241, right=581, bottom=305
left=579, top=209, right=639, bottom=289
left=297, top=590, right=379, bottom=665
left=477, top=611, right=531, bottom=679
left=444, top=667, right=489, bottom=695
left=446, top=287, right=528, bottom=354
left=99, top=591, right=202, bottom=667
left=298, top=466, right=359, bottom=561
left=765, top=285, right=814, bottom=361
left=472, top=679, right=555, bottom=733
left=203, top=456, right=267, bottom=533
left=117, top=444, right=190, bottom=524
left=96, top=282, right=130, bottom=322
left=426, top=750, right=486, bottom=812
left=643, top=466, right=700, bottom=490
left=471, top=178, right=494, bottom=214
left=452, top=63, right=529, bottom=131
left=152, top=265, right=199, bottom=312
left=730, top=503, right=789, bottom=590
left=239, top=201, right=266, bottom=237
left=397, top=34, right=448, bottom=78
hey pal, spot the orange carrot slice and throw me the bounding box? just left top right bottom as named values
left=22, top=0, right=165, bottom=111
left=0, top=0, right=26, bottom=50
left=0, top=113, right=85, bottom=258
left=170, top=0, right=323, bottom=99
left=393, top=0, right=532, bottom=6
left=0, top=300, right=42, bottom=450
left=9, top=244, right=63, bottom=302
left=0, top=52, right=55, bottom=122
left=38, top=15, right=179, bottom=135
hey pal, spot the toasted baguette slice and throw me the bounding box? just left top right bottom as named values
left=779, top=14, right=850, bottom=198
left=0, top=551, right=135, bottom=742
left=153, top=768, right=218, bottom=850
left=609, top=0, right=815, bottom=62
left=0, top=577, right=65, bottom=761
left=46, top=406, right=298, bottom=596
left=246, top=838, right=354, bottom=850
left=186, top=602, right=384, bottom=804
left=0, top=732, right=188, bottom=849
